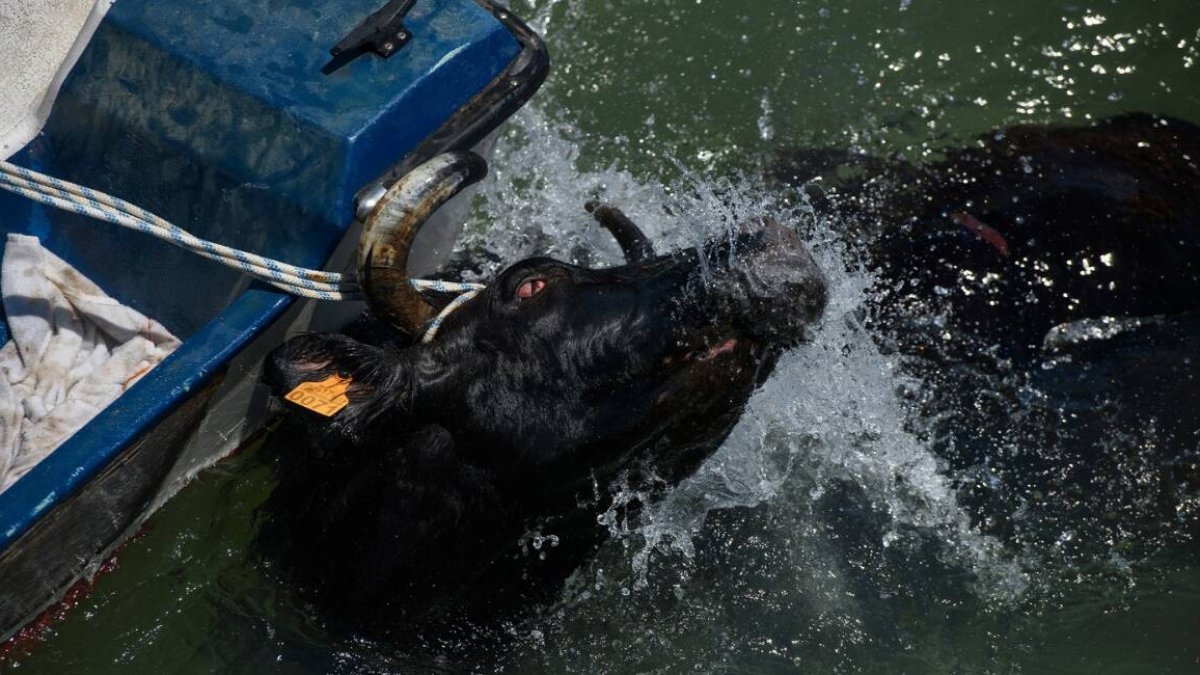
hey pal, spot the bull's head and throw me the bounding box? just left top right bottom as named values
left=268, top=153, right=825, bottom=494
left=259, top=153, right=826, bottom=633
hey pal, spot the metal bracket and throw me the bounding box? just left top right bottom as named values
left=352, top=0, right=550, bottom=221
left=322, top=0, right=417, bottom=75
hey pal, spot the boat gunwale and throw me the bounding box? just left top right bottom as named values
left=0, top=0, right=548, bottom=554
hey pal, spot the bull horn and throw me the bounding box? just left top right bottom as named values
left=357, top=152, right=488, bottom=336
left=584, top=201, right=656, bottom=263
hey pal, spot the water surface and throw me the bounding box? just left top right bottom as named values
left=5, top=0, right=1200, bottom=672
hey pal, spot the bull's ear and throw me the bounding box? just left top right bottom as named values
left=264, top=333, right=414, bottom=437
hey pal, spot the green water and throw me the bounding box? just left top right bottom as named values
left=5, top=0, right=1200, bottom=672
left=533, top=0, right=1198, bottom=171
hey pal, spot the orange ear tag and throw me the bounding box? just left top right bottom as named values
left=285, top=375, right=352, bottom=417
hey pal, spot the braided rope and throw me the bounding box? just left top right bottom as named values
left=0, top=161, right=485, bottom=339
left=419, top=286, right=484, bottom=343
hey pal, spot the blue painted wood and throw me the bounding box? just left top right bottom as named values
left=101, top=0, right=519, bottom=223
left=0, top=0, right=519, bottom=551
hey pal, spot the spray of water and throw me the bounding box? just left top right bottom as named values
left=459, top=100, right=1028, bottom=614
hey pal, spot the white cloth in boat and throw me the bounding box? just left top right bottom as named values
left=0, top=0, right=114, bottom=160
left=0, top=234, right=179, bottom=492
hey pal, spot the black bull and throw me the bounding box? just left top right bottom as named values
left=258, top=112, right=1200, bottom=641
left=258, top=167, right=828, bottom=637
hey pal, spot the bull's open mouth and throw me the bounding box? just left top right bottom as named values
left=661, top=329, right=745, bottom=368
left=652, top=333, right=756, bottom=406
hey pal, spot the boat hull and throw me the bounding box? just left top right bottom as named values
left=0, top=0, right=546, bottom=641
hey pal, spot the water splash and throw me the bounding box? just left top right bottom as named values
left=461, top=100, right=1028, bottom=613
left=1042, top=314, right=1162, bottom=353
left=624, top=205, right=1027, bottom=605
left=460, top=108, right=682, bottom=275
left=757, top=90, right=776, bottom=142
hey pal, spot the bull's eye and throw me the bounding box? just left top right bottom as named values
left=516, top=278, right=547, bottom=300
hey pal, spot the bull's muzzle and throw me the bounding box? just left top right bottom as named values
left=709, top=217, right=828, bottom=343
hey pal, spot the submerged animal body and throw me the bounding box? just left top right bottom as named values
left=776, top=112, right=1200, bottom=357
left=258, top=112, right=1200, bottom=645
left=775, top=112, right=1200, bottom=552
left=258, top=209, right=827, bottom=640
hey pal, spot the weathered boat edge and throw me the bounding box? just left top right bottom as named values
left=0, top=0, right=548, bottom=642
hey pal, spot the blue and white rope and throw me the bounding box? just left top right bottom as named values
left=0, top=161, right=485, bottom=339
left=416, top=283, right=484, bottom=343
left=0, top=160, right=353, bottom=299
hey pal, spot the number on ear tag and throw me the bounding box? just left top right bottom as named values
left=285, top=375, right=352, bottom=417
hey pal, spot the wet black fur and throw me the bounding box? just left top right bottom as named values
left=258, top=112, right=1200, bottom=646
left=257, top=221, right=827, bottom=643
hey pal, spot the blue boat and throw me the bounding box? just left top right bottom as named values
left=0, top=0, right=545, bottom=640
